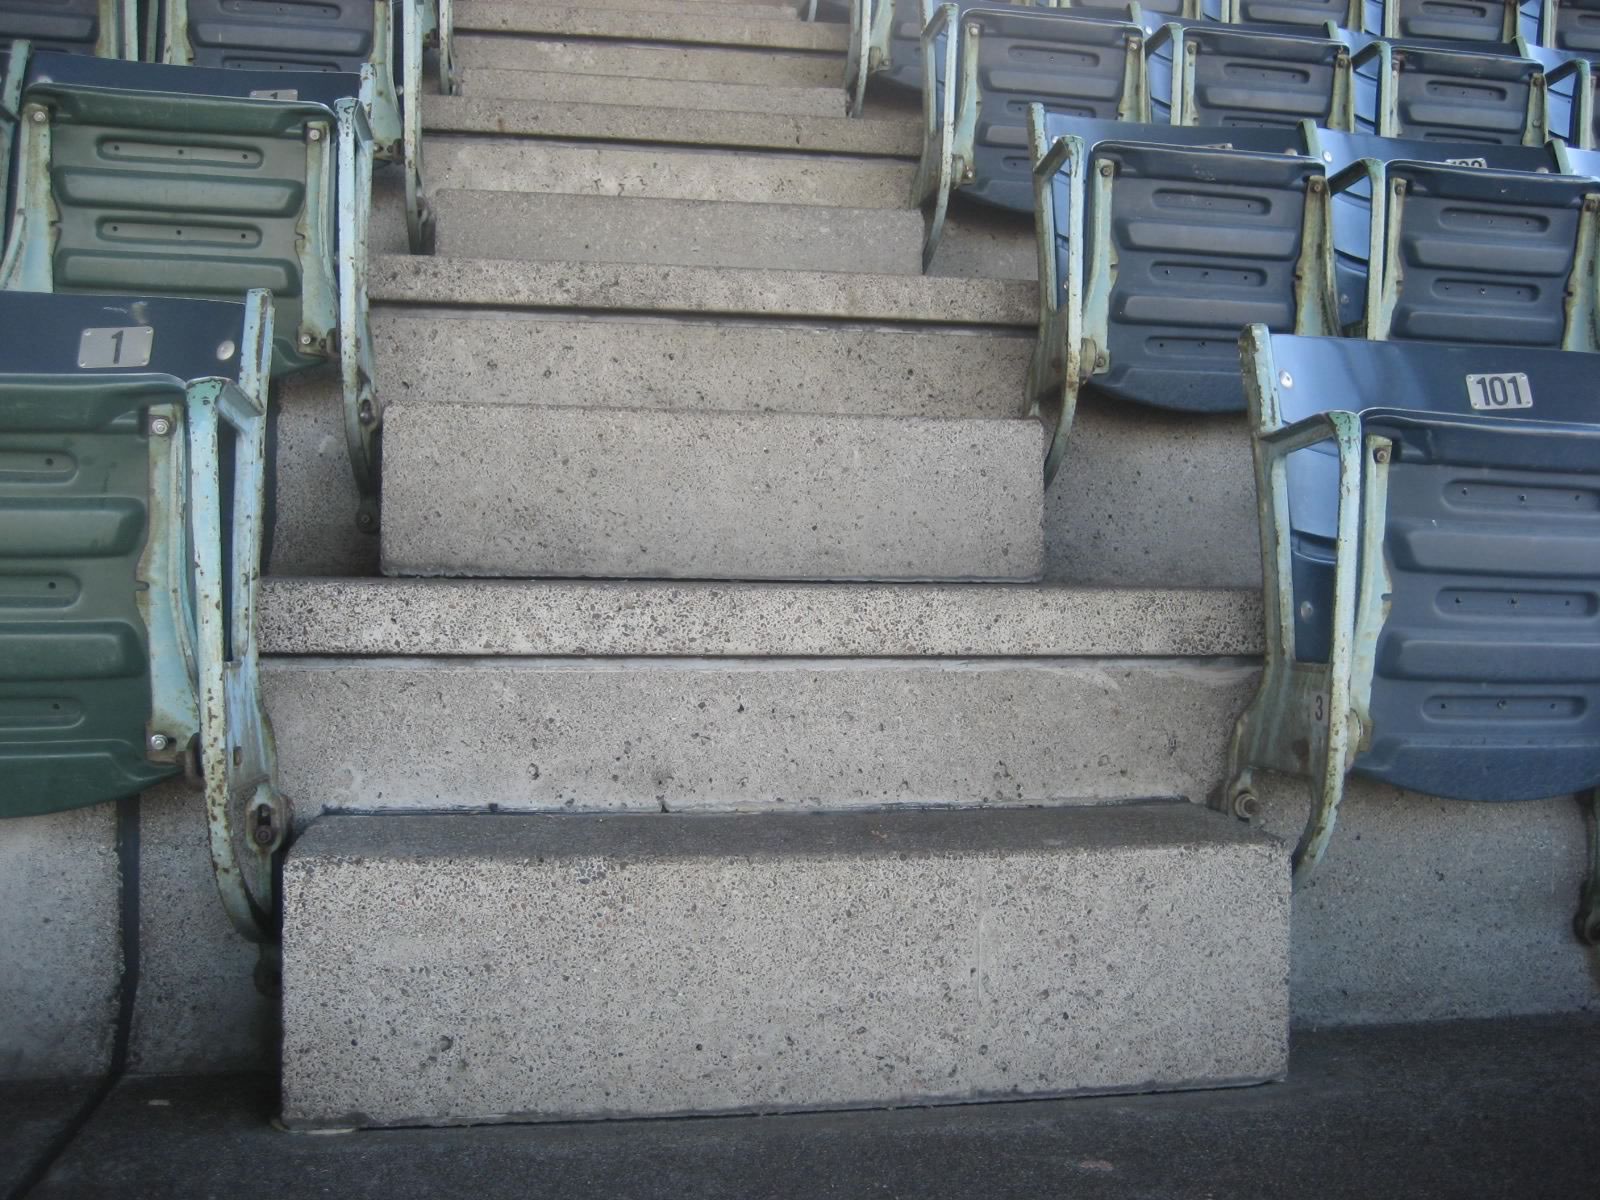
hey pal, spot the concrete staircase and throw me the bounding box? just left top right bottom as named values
left=270, top=0, right=1294, bottom=1128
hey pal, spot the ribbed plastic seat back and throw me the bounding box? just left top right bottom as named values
left=960, top=6, right=1146, bottom=210
left=0, top=0, right=102, bottom=54
left=9, top=53, right=350, bottom=373
left=1549, top=0, right=1600, bottom=50
left=1382, top=161, right=1590, bottom=347
left=1364, top=0, right=1517, bottom=41
left=1273, top=337, right=1600, bottom=802
left=1149, top=24, right=1350, bottom=129
left=1391, top=45, right=1540, bottom=143
left=178, top=0, right=374, bottom=71
left=0, top=292, right=254, bottom=817
left=1232, top=0, right=1354, bottom=28
left=1087, top=131, right=1323, bottom=412
left=1312, top=128, right=1559, bottom=330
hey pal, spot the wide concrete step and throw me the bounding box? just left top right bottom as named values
left=369, top=255, right=1034, bottom=325
left=455, top=1, right=847, bottom=49
left=435, top=190, right=918, bottom=273
left=379, top=405, right=1043, bottom=580
left=452, top=36, right=842, bottom=86
left=372, top=313, right=1030, bottom=418
left=422, top=139, right=911, bottom=206
left=280, top=805, right=1288, bottom=1127
left=423, top=96, right=918, bottom=156
left=529, top=0, right=796, bottom=17
left=458, top=68, right=845, bottom=117
left=262, top=654, right=1256, bottom=813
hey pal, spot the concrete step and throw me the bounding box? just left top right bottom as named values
left=423, top=97, right=918, bottom=157
left=421, top=139, right=911, bottom=206
left=435, top=190, right=918, bottom=273
left=371, top=312, right=1030, bottom=419
left=280, top=805, right=1288, bottom=1127
left=527, top=0, right=797, bottom=17
left=454, top=1, right=847, bottom=50
left=432, top=190, right=1033, bottom=279
left=458, top=68, right=845, bottom=117
left=262, top=653, right=1256, bottom=815
left=258, top=578, right=1262, bottom=657
left=452, top=36, right=842, bottom=86
left=368, top=255, right=1034, bottom=325
left=378, top=405, right=1042, bottom=580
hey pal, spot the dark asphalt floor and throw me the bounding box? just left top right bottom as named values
left=6, top=1014, right=1599, bottom=1200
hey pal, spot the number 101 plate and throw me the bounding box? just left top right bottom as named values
left=1465, top=372, right=1532, bottom=411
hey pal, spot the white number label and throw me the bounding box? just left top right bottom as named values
left=1465, top=373, right=1532, bottom=411
left=250, top=88, right=299, bottom=101
left=78, top=326, right=153, bottom=369
left=1445, top=156, right=1488, bottom=168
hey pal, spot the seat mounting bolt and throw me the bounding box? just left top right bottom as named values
left=1373, top=447, right=1390, bottom=464
left=149, top=416, right=172, bottom=437
left=30, top=109, right=45, bottom=124
left=148, top=734, right=170, bottom=751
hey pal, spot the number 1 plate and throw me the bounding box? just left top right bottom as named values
left=1465, top=372, right=1532, bottom=411
left=78, top=326, right=153, bottom=369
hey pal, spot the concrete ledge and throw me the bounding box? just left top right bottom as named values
left=454, top=2, right=846, bottom=50
left=422, top=97, right=917, bottom=157
left=280, top=804, right=1289, bottom=1126
left=459, top=70, right=845, bottom=118
left=258, top=578, right=1263, bottom=657
left=434, top=190, right=921, bottom=274
left=452, top=37, right=842, bottom=86
left=379, top=405, right=1042, bottom=580
left=261, top=657, right=1260, bottom=813
left=369, top=256, right=1036, bottom=326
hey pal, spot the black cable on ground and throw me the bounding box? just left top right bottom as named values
left=6, top=794, right=142, bottom=1200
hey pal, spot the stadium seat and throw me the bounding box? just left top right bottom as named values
left=1225, top=0, right=1359, bottom=29
left=914, top=2, right=1147, bottom=268
left=1221, top=326, right=1600, bottom=895
left=1351, top=37, right=1546, bottom=143
left=0, top=51, right=383, bottom=529
left=0, top=0, right=135, bottom=57
left=1146, top=20, right=1355, bottom=129
left=1027, top=107, right=1335, bottom=481
left=1306, top=127, right=1566, bottom=332
left=848, top=0, right=1045, bottom=118
left=1362, top=0, right=1522, bottom=42
left=160, top=0, right=448, bottom=252
left=0, top=288, right=284, bottom=939
left=1535, top=0, right=1600, bottom=50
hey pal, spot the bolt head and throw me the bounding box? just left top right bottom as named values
left=216, top=339, right=236, bottom=362
left=307, top=126, right=323, bottom=141
left=149, top=416, right=173, bottom=437
left=29, top=109, right=45, bottom=124
left=1232, top=792, right=1261, bottom=821
left=252, top=824, right=276, bottom=847
left=299, top=333, right=313, bottom=347
left=1279, top=371, right=1293, bottom=388
left=148, top=733, right=170, bottom=751
left=1373, top=446, right=1390, bottom=464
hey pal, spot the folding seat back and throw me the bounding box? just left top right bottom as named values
left=1363, top=0, right=1521, bottom=41
left=1541, top=0, right=1600, bottom=49
left=1225, top=0, right=1359, bottom=30
left=161, top=0, right=443, bottom=251
left=847, top=0, right=1040, bottom=117
left=914, top=3, right=1146, bottom=266
left=1027, top=107, right=1334, bottom=479
left=0, top=0, right=133, bottom=56
left=1353, top=38, right=1546, bottom=144
left=1309, top=127, right=1565, bottom=331
left=0, top=287, right=284, bottom=939
left=0, top=51, right=382, bottom=527
left=1147, top=21, right=1354, bottom=130
left=1223, top=327, right=1600, bottom=898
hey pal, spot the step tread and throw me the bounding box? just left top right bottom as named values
left=259, top=578, right=1262, bottom=658
left=369, top=255, right=1036, bottom=325
left=452, top=36, right=843, bottom=87
left=423, top=96, right=918, bottom=156
left=454, top=1, right=848, bottom=50
left=458, top=68, right=845, bottom=117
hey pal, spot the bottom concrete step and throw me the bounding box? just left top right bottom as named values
left=379, top=404, right=1044, bottom=580
left=281, top=804, right=1288, bottom=1128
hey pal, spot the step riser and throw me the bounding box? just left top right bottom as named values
left=452, top=36, right=842, bottom=86
left=280, top=806, right=1289, bottom=1127
left=423, top=98, right=918, bottom=157
left=262, top=658, right=1256, bottom=813
left=435, top=190, right=922, bottom=274
left=372, top=315, right=1031, bottom=420
left=433, top=190, right=1035, bottom=280
left=459, top=68, right=844, bottom=117
left=379, top=405, right=1043, bottom=580
left=455, top=2, right=847, bottom=50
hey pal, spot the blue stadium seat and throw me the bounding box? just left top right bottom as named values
left=1362, top=0, right=1522, bottom=42
left=914, top=2, right=1148, bottom=268
left=1221, top=327, right=1600, bottom=898
left=1028, top=107, right=1335, bottom=481
left=1226, top=0, right=1359, bottom=29
left=0, top=0, right=134, bottom=57
left=1146, top=19, right=1355, bottom=129
left=159, top=0, right=445, bottom=253
left=0, top=288, right=284, bottom=940
left=1351, top=37, right=1547, bottom=143
left=0, top=51, right=383, bottom=530
left=1306, top=127, right=1566, bottom=333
